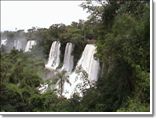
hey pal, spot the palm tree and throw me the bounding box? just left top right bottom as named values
left=56, top=71, right=70, bottom=97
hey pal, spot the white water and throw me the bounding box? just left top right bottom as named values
left=38, top=84, right=48, bottom=94
left=45, top=41, right=61, bottom=70
left=13, top=39, right=27, bottom=51
left=61, top=43, right=74, bottom=72
left=13, top=39, right=20, bottom=50
left=61, top=44, right=100, bottom=98
left=24, top=40, right=36, bottom=52
left=1, top=39, right=7, bottom=46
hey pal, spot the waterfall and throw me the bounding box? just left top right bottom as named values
left=61, top=44, right=100, bottom=98
left=24, top=40, right=36, bottom=52
left=1, top=39, right=7, bottom=46
left=13, top=38, right=27, bottom=51
left=76, top=44, right=100, bottom=81
left=45, top=41, right=61, bottom=70
left=61, top=43, right=74, bottom=72
left=13, top=39, right=20, bottom=50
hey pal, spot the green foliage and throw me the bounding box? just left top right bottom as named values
left=94, top=0, right=150, bottom=112
left=0, top=51, right=80, bottom=112
left=55, top=71, right=69, bottom=97
left=117, top=97, right=150, bottom=112
left=0, top=50, right=44, bottom=111
left=0, top=0, right=150, bottom=112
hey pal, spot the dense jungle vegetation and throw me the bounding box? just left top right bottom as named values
left=0, top=0, right=150, bottom=112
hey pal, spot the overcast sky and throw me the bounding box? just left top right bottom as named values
left=1, top=1, right=89, bottom=31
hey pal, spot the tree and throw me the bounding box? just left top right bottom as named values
left=56, top=71, right=69, bottom=97
left=81, top=0, right=150, bottom=112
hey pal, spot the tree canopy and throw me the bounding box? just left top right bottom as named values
left=0, top=0, right=150, bottom=112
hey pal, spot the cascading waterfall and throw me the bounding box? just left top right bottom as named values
left=60, top=44, right=100, bottom=98
left=24, top=40, right=36, bottom=52
left=40, top=42, right=100, bottom=98
left=45, top=41, right=61, bottom=70
left=61, top=43, right=74, bottom=72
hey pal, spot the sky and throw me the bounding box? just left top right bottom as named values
left=1, top=1, right=89, bottom=31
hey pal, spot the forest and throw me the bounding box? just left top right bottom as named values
left=0, top=0, right=150, bottom=112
